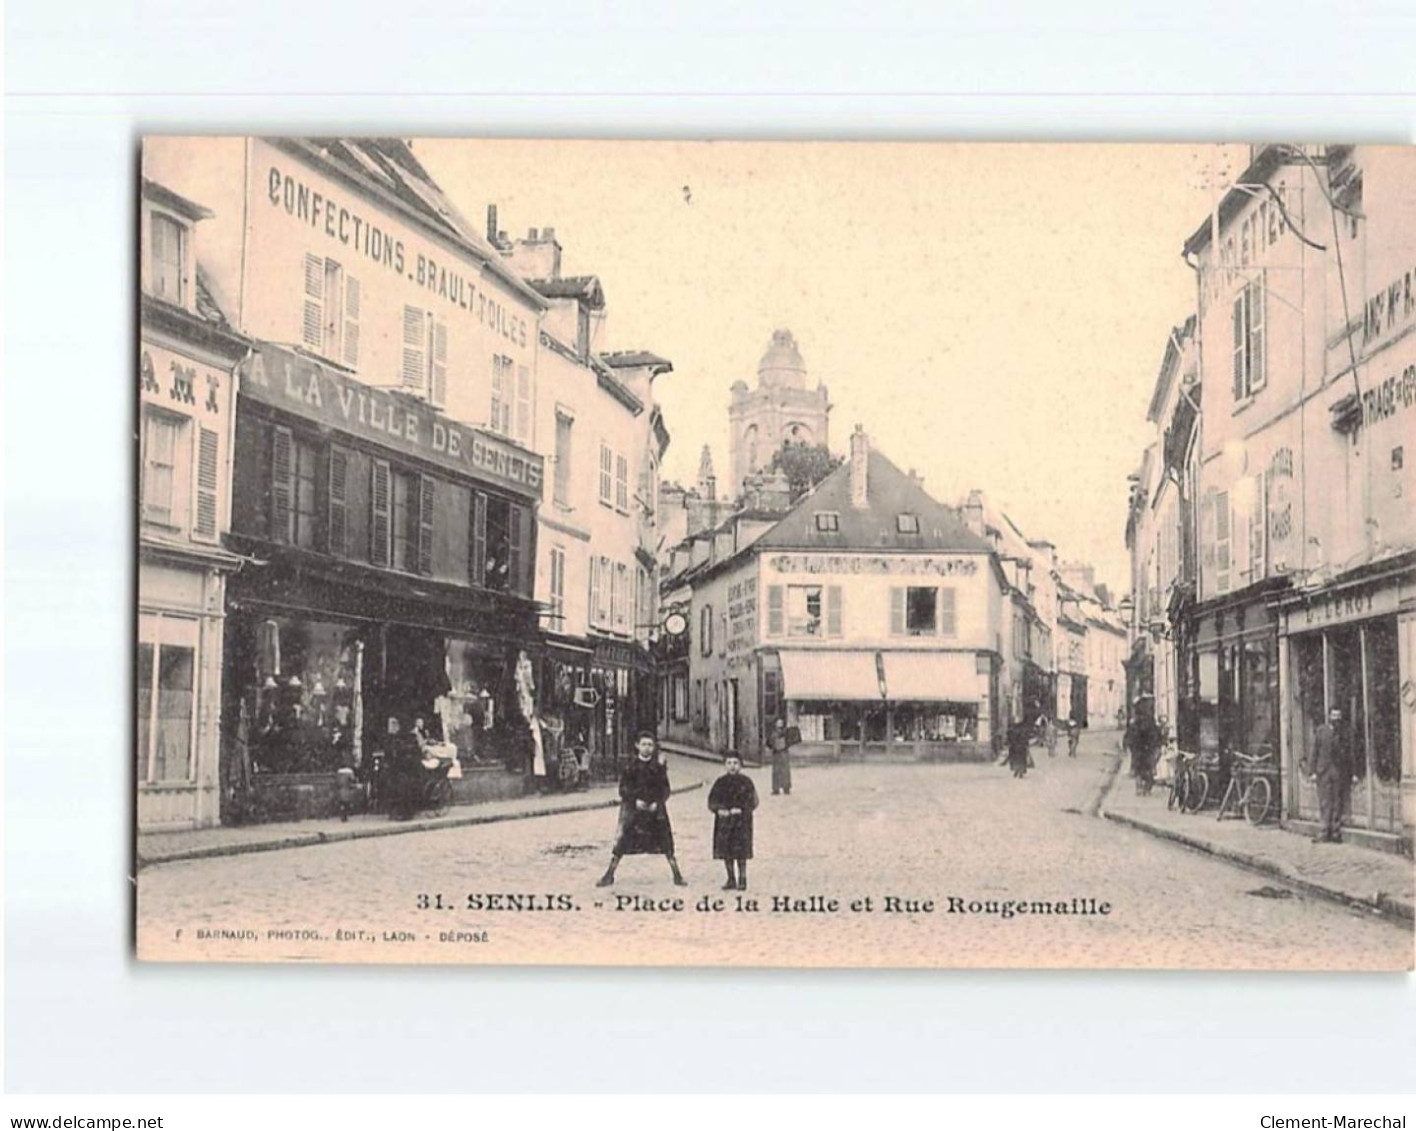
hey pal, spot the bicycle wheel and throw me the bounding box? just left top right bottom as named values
left=1217, top=777, right=1240, bottom=821
left=1169, top=769, right=1190, bottom=812
left=1186, top=770, right=1210, bottom=812
left=1243, top=777, right=1273, bottom=826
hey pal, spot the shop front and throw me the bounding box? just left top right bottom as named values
left=221, top=342, right=544, bottom=823
left=774, top=648, right=994, bottom=763
left=535, top=636, right=655, bottom=781
left=1189, top=581, right=1285, bottom=809
left=1274, top=554, right=1415, bottom=849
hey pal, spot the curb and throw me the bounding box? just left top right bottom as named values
left=137, top=780, right=706, bottom=870
left=660, top=742, right=764, bottom=769
left=1097, top=768, right=1413, bottom=927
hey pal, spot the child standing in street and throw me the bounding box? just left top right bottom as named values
left=708, top=754, right=759, bottom=891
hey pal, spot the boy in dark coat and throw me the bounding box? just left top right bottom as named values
left=597, top=733, right=687, bottom=887
left=708, top=754, right=759, bottom=890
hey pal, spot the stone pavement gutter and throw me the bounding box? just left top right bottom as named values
left=1099, top=756, right=1413, bottom=927
left=137, top=780, right=705, bottom=870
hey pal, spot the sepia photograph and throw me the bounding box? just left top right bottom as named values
left=133, top=136, right=1415, bottom=970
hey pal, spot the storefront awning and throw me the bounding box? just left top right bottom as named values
left=778, top=651, right=882, bottom=701
left=882, top=652, right=984, bottom=702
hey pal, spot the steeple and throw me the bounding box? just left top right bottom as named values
left=697, top=444, right=717, bottom=501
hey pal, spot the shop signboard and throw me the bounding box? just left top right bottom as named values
left=240, top=343, right=543, bottom=499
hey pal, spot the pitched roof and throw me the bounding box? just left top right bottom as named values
left=602, top=350, right=673, bottom=375
left=754, top=447, right=992, bottom=554
left=529, top=275, right=605, bottom=308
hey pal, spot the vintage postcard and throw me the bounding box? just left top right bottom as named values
left=135, top=137, right=1415, bottom=969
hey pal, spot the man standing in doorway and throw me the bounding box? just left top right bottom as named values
left=1305, top=706, right=1352, bottom=844
left=770, top=718, right=793, bottom=796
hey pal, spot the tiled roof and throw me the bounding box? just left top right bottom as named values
left=194, top=267, right=230, bottom=328
left=602, top=350, right=673, bottom=374
left=755, top=447, right=993, bottom=555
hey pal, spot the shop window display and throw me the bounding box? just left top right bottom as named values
left=248, top=616, right=362, bottom=775
left=136, top=640, right=196, bottom=783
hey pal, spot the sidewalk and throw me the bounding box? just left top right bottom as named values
left=1102, top=765, right=1414, bottom=925
left=659, top=738, right=761, bottom=766
left=136, top=779, right=704, bottom=869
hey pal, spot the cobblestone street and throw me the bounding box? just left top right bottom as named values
left=137, top=734, right=1413, bottom=970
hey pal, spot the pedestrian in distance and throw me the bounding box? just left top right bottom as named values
left=1127, top=694, right=1159, bottom=796
left=770, top=718, right=793, bottom=796
left=1007, top=720, right=1031, bottom=778
left=1304, top=706, right=1354, bottom=844
left=1066, top=718, right=1080, bottom=758
left=597, top=732, right=687, bottom=887
left=1044, top=716, right=1058, bottom=758
left=708, top=753, right=759, bottom=891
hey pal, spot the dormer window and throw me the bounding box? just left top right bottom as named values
left=896, top=513, right=920, bottom=534
left=815, top=511, right=840, bottom=532
left=150, top=213, right=188, bottom=306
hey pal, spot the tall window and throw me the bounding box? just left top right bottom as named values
left=548, top=545, right=566, bottom=629
left=391, top=470, right=419, bottom=573
left=1232, top=279, right=1266, bottom=400
left=891, top=586, right=957, bottom=636
left=398, top=306, right=443, bottom=403
left=270, top=427, right=320, bottom=549
left=490, top=356, right=514, bottom=435
left=305, top=256, right=361, bottom=366
left=142, top=413, right=182, bottom=526
left=554, top=413, right=574, bottom=506
left=136, top=625, right=197, bottom=785
left=292, top=437, right=319, bottom=549
left=788, top=585, right=823, bottom=637
left=615, top=455, right=630, bottom=512
left=150, top=213, right=186, bottom=304
left=599, top=444, right=614, bottom=506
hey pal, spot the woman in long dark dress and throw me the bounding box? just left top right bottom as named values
left=597, top=733, right=687, bottom=887
left=769, top=719, right=793, bottom=796
left=708, top=754, right=759, bottom=891
left=1006, top=720, right=1031, bottom=778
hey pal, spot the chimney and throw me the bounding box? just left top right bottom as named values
left=528, top=227, right=539, bottom=241
left=486, top=204, right=498, bottom=245
left=850, top=425, right=870, bottom=509
left=963, top=488, right=985, bottom=537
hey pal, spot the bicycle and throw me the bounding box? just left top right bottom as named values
left=1167, top=749, right=1197, bottom=812
left=1215, top=748, right=1277, bottom=825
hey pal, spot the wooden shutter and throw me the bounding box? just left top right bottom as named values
left=193, top=426, right=220, bottom=540
left=270, top=425, right=294, bottom=544
left=430, top=318, right=448, bottom=407
left=417, top=475, right=435, bottom=576
left=939, top=586, right=957, bottom=636
left=401, top=305, right=425, bottom=390
left=890, top=587, right=905, bottom=635
left=767, top=585, right=784, bottom=636
left=1248, top=281, right=1265, bottom=392
left=515, top=365, right=532, bottom=443
left=341, top=276, right=361, bottom=367
left=826, top=585, right=842, bottom=637
left=615, top=455, right=628, bottom=510
left=469, top=490, right=487, bottom=586
left=302, top=254, right=324, bottom=351
left=370, top=459, right=391, bottom=567
left=327, top=445, right=349, bottom=555
left=588, top=555, right=600, bottom=625
left=1232, top=293, right=1245, bottom=400
left=507, top=503, right=525, bottom=594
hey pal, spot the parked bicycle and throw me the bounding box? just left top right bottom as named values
left=1214, top=747, right=1277, bottom=825
left=1167, top=749, right=1198, bottom=812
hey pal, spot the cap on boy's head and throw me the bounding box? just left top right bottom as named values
left=635, top=730, right=656, bottom=744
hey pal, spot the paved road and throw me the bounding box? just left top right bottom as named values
left=137, top=734, right=1413, bottom=970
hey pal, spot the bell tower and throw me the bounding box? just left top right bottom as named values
left=727, top=328, right=831, bottom=500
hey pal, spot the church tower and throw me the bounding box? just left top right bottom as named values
left=727, top=328, right=831, bottom=499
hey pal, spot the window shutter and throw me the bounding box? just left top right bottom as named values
left=890, top=587, right=905, bottom=635
left=826, top=585, right=842, bottom=637
left=939, top=587, right=957, bottom=636
left=599, top=444, right=613, bottom=504
left=302, top=254, right=324, bottom=351
left=370, top=459, right=391, bottom=567
left=515, top=365, right=532, bottom=443
left=599, top=557, right=612, bottom=623
left=417, top=475, right=435, bottom=576
left=327, top=445, right=349, bottom=555
left=767, top=585, right=784, bottom=636
left=507, top=503, right=526, bottom=594
left=193, top=426, right=220, bottom=540
left=588, top=555, right=600, bottom=625
left=270, top=425, right=294, bottom=544
left=430, top=318, right=448, bottom=407
left=1232, top=293, right=1245, bottom=400
left=342, top=276, right=361, bottom=368
left=401, top=305, right=425, bottom=390
left=1249, top=281, right=1265, bottom=392
left=616, top=455, right=629, bottom=510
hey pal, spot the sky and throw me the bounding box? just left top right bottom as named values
left=418, top=139, right=1249, bottom=598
